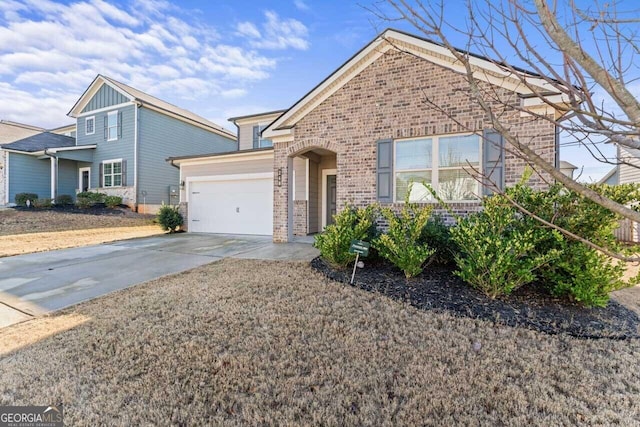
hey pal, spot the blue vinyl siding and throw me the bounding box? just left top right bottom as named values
left=57, top=159, right=77, bottom=198
left=8, top=152, right=50, bottom=202
left=76, top=104, right=135, bottom=187
left=81, top=84, right=129, bottom=113
left=137, top=107, right=236, bottom=204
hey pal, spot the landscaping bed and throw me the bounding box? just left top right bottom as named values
left=1, top=259, right=639, bottom=425
left=311, top=257, right=640, bottom=339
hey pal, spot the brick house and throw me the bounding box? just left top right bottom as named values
left=170, top=29, right=560, bottom=242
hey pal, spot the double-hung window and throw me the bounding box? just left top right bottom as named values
left=103, top=160, right=122, bottom=187
left=85, top=116, right=95, bottom=135
left=107, top=111, right=118, bottom=141
left=394, top=133, right=480, bottom=202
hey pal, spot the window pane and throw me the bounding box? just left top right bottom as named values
left=439, top=134, right=480, bottom=167
left=108, top=127, right=117, bottom=140
left=104, top=163, right=112, bottom=174
left=395, top=171, right=432, bottom=202
left=113, top=162, right=122, bottom=174
left=438, top=169, right=478, bottom=201
left=114, top=175, right=122, bottom=186
left=260, top=138, right=273, bottom=148
left=108, top=113, right=117, bottom=127
left=105, top=175, right=112, bottom=187
left=396, top=138, right=432, bottom=170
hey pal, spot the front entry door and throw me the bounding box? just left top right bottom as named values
left=80, top=168, right=90, bottom=192
left=326, top=175, right=337, bottom=226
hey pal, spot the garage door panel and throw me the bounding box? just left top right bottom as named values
left=189, top=177, right=273, bottom=235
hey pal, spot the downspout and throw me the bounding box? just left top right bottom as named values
left=43, top=148, right=58, bottom=200
left=133, top=100, right=140, bottom=211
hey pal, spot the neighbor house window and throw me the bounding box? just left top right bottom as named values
left=253, top=124, right=273, bottom=148
left=394, top=133, right=480, bottom=202
left=107, top=111, right=118, bottom=141
left=103, top=160, right=122, bottom=187
left=85, top=117, right=95, bottom=135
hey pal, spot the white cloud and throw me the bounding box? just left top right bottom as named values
left=220, top=88, right=247, bottom=99
left=239, top=10, right=309, bottom=50
left=294, top=0, right=310, bottom=11
left=237, top=22, right=261, bottom=39
left=0, top=0, right=306, bottom=128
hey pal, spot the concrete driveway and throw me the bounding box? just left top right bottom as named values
left=0, top=233, right=319, bottom=328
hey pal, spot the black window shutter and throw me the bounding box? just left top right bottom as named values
left=252, top=125, right=260, bottom=149
left=121, top=160, right=127, bottom=186
left=377, top=139, right=394, bottom=203
left=99, top=163, right=104, bottom=188
left=117, top=111, right=122, bottom=139
left=103, top=116, right=108, bottom=140
left=482, top=129, right=505, bottom=195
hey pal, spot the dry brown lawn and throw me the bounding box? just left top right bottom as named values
left=0, top=226, right=163, bottom=257
left=0, top=209, right=161, bottom=257
left=0, top=259, right=638, bottom=426
left=0, top=208, right=154, bottom=236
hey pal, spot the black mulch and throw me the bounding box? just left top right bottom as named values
left=311, top=257, right=640, bottom=340
left=11, top=205, right=151, bottom=218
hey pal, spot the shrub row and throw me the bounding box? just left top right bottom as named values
left=314, top=196, right=450, bottom=279
left=314, top=179, right=640, bottom=307
left=15, top=192, right=122, bottom=209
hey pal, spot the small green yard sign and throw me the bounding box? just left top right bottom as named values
left=349, top=240, right=370, bottom=284
left=349, top=239, right=370, bottom=257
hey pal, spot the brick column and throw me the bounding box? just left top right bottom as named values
left=273, top=147, right=291, bottom=242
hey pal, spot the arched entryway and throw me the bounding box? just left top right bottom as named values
left=274, top=139, right=339, bottom=242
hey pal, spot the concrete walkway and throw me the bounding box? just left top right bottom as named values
left=0, top=233, right=318, bottom=328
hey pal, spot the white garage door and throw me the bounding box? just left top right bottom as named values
left=188, top=175, right=273, bottom=235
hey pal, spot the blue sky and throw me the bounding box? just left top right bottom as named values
left=0, top=0, right=630, bottom=181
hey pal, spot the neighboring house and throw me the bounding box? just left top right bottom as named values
left=2, top=75, right=237, bottom=211
left=171, top=29, right=562, bottom=242
left=559, top=160, right=578, bottom=180
left=616, top=145, right=640, bottom=186
left=0, top=120, right=46, bottom=207
left=599, top=167, right=619, bottom=185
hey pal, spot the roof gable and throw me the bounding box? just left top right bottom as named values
left=81, top=83, right=131, bottom=113
left=263, top=28, right=561, bottom=139
left=68, top=75, right=236, bottom=140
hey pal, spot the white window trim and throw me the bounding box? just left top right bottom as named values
left=102, top=158, right=123, bottom=188
left=393, top=132, right=482, bottom=203
left=78, top=167, right=91, bottom=192
left=107, top=111, right=118, bottom=141
left=85, top=116, right=95, bottom=135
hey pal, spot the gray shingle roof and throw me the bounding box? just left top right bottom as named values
left=0, top=132, right=76, bottom=152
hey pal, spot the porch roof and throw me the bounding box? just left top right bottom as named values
left=1, top=132, right=75, bottom=153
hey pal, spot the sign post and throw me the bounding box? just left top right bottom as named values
left=348, top=239, right=370, bottom=284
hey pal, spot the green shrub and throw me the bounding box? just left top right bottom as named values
left=314, top=204, right=378, bottom=268
left=15, top=193, right=38, bottom=207
left=450, top=194, right=560, bottom=298
left=104, top=195, right=122, bottom=208
left=374, top=201, right=435, bottom=278
left=32, top=198, right=53, bottom=209
left=421, top=215, right=455, bottom=265
left=157, top=205, right=183, bottom=233
left=76, top=191, right=106, bottom=208
left=54, top=194, right=73, bottom=206
left=509, top=181, right=640, bottom=306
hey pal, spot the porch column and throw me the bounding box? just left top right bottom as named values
left=273, top=148, right=291, bottom=242
left=50, top=157, right=57, bottom=199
